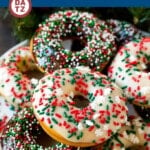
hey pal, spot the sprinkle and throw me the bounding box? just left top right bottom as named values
left=95, top=129, right=103, bottom=137
left=77, top=122, right=84, bottom=131
left=85, top=120, right=94, bottom=126
left=32, top=10, right=116, bottom=73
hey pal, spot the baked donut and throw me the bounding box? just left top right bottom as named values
left=30, top=10, right=117, bottom=73
left=0, top=107, right=71, bottom=149
left=32, top=67, right=128, bottom=147
left=0, top=46, right=40, bottom=108
left=100, top=116, right=150, bottom=150
left=0, top=96, right=16, bottom=132
left=107, top=19, right=144, bottom=45
left=108, top=37, right=150, bottom=107
left=1, top=46, right=36, bottom=72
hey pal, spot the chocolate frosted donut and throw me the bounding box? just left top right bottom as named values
left=107, top=19, right=144, bottom=45
left=31, top=10, right=116, bottom=73
left=0, top=107, right=71, bottom=150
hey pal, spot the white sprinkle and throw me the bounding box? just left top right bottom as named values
left=77, top=122, right=84, bottom=131
left=95, top=129, right=103, bottom=137
left=55, top=88, right=63, bottom=96
left=103, top=125, right=109, bottom=131
left=104, top=88, right=111, bottom=96
left=31, top=78, right=38, bottom=86
left=141, top=63, right=147, bottom=69
left=99, top=96, right=106, bottom=103
left=93, top=113, right=100, bottom=119
left=115, top=96, right=121, bottom=103
left=90, top=97, right=104, bottom=111
left=85, top=120, right=94, bottom=126
left=76, top=66, right=90, bottom=72
left=129, top=55, right=137, bottom=62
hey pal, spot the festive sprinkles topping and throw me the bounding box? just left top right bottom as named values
left=2, top=46, right=36, bottom=73
left=0, top=96, right=16, bottom=133
left=101, top=116, right=150, bottom=150
left=0, top=46, right=42, bottom=108
left=0, top=107, right=70, bottom=150
left=32, top=67, right=127, bottom=147
left=108, top=37, right=150, bottom=106
left=107, top=19, right=144, bottom=45
left=31, top=10, right=116, bottom=73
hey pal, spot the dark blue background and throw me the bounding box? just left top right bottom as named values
left=0, top=0, right=150, bottom=7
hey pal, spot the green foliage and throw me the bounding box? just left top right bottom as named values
left=11, top=8, right=54, bottom=41
left=10, top=8, right=150, bottom=41
left=12, top=12, right=38, bottom=41
left=128, top=8, right=150, bottom=32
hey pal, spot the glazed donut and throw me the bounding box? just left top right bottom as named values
left=0, top=107, right=71, bottom=149
left=100, top=116, right=150, bottom=150
left=1, top=46, right=36, bottom=72
left=0, top=46, right=40, bottom=108
left=31, top=67, right=128, bottom=147
left=108, top=37, right=150, bottom=107
left=0, top=96, right=16, bottom=132
left=30, top=10, right=117, bottom=73
left=107, top=19, right=144, bottom=45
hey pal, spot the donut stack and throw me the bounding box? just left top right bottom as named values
left=0, top=10, right=150, bottom=150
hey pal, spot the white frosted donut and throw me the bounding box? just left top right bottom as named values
left=32, top=67, right=128, bottom=147
left=108, top=37, right=150, bottom=107
left=101, top=116, right=150, bottom=150
left=0, top=95, right=16, bottom=133
left=0, top=46, right=39, bottom=108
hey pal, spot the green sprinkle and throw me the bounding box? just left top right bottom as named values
left=52, top=118, right=58, bottom=124
left=77, top=132, right=83, bottom=140
left=122, top=85, right=127, bottom=89
left=118, top=67, right=122, bottom=71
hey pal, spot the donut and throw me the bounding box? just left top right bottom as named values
left=0, top=107, right=71, bottom=149
left=0, top=96, right=16, bottom=133
left=106, top=19, right=144, bottom=45
left=30, top=10, right=117, bottom=73
left=31, top=67, right=128, bottom=147
left=1, top=46, right=36, bottom=72
left=100, top=116, right=150, bottom=150
left=108, top=37, right=150, bottom=107
left=0, top=46, right=40, bottom=108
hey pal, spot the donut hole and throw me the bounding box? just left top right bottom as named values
left=24, top=69, right=44, bottom=80
left=62, top=38, right=85, bottom=52
left=73, top=95, right=89, bottom=108
left=134, top=105, right=150, bottom=122
left=129, top=146, right=145, bottom=150
left=143, top=63, right=150, bottom=72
